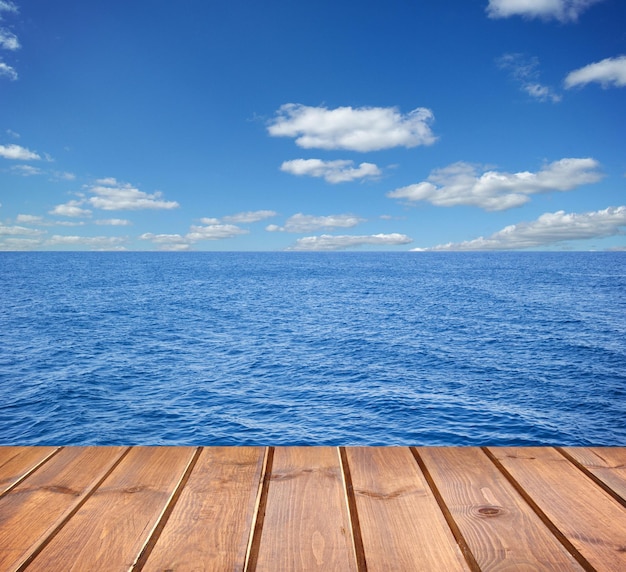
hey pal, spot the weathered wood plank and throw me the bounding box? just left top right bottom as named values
left=0, top=446, right=127, bottom=571
left=417, top=446, right=584, bottom=570
left=141, top=446, right=266, bottom=571
left=254, top=447, right=358, bottom=571
left=0, top=446, right=58, bottom=496
left=560, top=447, right=626, bottom=504
left=346, top=446, right=469, bottom=571
left=25, top=446, right=196, bottom=571
left=489, top=447, right=626, bottom=572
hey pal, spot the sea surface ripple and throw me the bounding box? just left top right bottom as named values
left=1, top=251, right=625, bottom=446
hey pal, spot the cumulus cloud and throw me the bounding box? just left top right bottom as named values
left=565, top=55, right=626, bottom=89
left=387, top=158, right=603, bottom=211
left=486, top=0, right=604, bottom=22
left=0, top=1, right=18, bottom=16
left=288, top=233, right=412, bottom=251
left=0, top=224, right=44, bottom=236
left=0, top=28, right=18, bottom=50
left=186, top=223, right=248, bottom=241
left=0, top=61, right=16, bottom=80
left=498, top=53, right=561, bottom=102
left=0, top=237, right=40, bottom=250
left=95, top=218, right=131, bottom=226
left=414, top=206, right=626, bottom=251
left=0, top=143, right=40, bottom=160
left=10, top=164, right=42, bottom=176
left=87, top=178, right=179, bottom=210
left=280, top=159, right=381, bottom=183
left=222, top=210, right=277, bottom=223
left=268, top=104, right=436, bottom=151
left=49, top=200, right=93, bottom=218
left=267, top=213, right=365, bottom=233
left=15, top=214, right=43, bottom=223
left=46, top=235, right=128, bottom=249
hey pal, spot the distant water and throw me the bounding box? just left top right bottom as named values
left=1, top=251, right=625, bottom=446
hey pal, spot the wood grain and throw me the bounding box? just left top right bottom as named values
left=560, top=447, right=626, bottom=504
left=254, top=446, right=358, bottom=571
left=0, top=446, right=58, bottom=496
left=346, top=446, right=469, bottom=571
left=0, top=446, right=126, bottom=571
left=24, top=446, right=196, bottom=572
left=141, top=446, right=266, bottom=571
left=417, top=446, right=584, bottom=570
left=489, top=446, right=626, bottom=571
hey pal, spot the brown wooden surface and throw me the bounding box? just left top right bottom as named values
left=417, top=446, right=584, bottom=570
left=489, top=446, right=626, bottom=572
left=254, top=446, right=358, bottom=572
left=141, top=446, right=266, bottom=571
left=347, top=447, right=469, bottom=571
left=0, top=447, right=58, bottom=496
left=0, top=446, right=625, bottom=571
left=560, top=446, right=626, bottom=504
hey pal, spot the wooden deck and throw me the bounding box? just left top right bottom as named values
left=0, top=447, right=625, bottom=571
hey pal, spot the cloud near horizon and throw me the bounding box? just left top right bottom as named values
left=413, top=206, right=626, bottom=251
left=268, top=104, right=436, bottom=152
left=267, top=213, right=365, bottom=233
left=387, top=158, right=603, bottom=211
left=288, top=232, right=412, bottom=251
left=565, top=55, right=626, bottom=89
left=280, top=159, right=381, bottom=183
left=487, top=0, right=604, bottom=22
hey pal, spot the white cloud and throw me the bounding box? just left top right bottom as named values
left=0, top=143, right=40, bottom=160
left=139, top=233, right=191, bottom=251
left=0, top=61, right=16, bottom=80
left=414, top=206, right=626, bottom=251
left=87, top=178, right=179, bottom=210
left=16, top=214, right=43, bottom=223
left=0, top=28, right=18, bottom=50
left=387, top=158, right=603, bottom=211
left=52, top=171, right=76, bottom=181
left=95, top=218, right=132, bottom=226
left=0, top=238, right=41, bottom=251
left=280, top=159, right=381, bottom=183
left=0, top=1, right=17, bottom=17
left=10, top=164, right=42, bottom=176
left=268, top=103, right=436, bottom=151
left=49, top=200, right=92, bottom=218
left=486, top=0, right=604, bottom=22
left=46, top=235, right=128, bottom=249
left=267, top=213, right=365, bottom=233
left=288, top=233, right=412, bottom=251
left=186, top=223, right=248, bottom=241
left=0, top=224, right=44, bottom=236
left=222, top=210, right=277, bottom=223
left=497, top=53, right=561, bottom=103
left=565, top=55, right=626, bottom=89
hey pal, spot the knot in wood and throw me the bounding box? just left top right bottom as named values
left=475, top=505, right=504, bottom=517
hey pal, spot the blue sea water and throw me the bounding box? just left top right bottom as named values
left=0, top=251, right=625, bottom=446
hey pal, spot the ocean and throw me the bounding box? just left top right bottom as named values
left=1, top=251, right=624, bottom=446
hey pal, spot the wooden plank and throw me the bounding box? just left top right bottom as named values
left=346, top=446, right=469, bottom=571
left=560, top=447, right=626, bottom=504
left=25, top=446, right=196, bottom=571
left=0, top=446, right=58, bottom=496
left=0, top=446, right=127, bottom=571
left=141, top=446, right=266, bottom=571
left=254, top=447, right=358, bottom=571
left=417, top=446, right=584, bottom=570
left=488, top=447, right=626, bottom=571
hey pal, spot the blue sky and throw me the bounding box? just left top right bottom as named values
left=1, top=0, right=625, bottom=251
